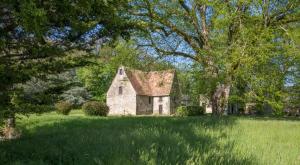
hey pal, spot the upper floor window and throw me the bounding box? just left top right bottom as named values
left=119, top=69, right=123, bottom=75
left=159, top=96, right=163, bottom=102
left=119, top=86, right=123, bottom=95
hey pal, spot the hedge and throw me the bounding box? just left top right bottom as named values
left=176, top=106, right=204, bottom=116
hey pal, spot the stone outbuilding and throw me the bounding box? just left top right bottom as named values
left=106, top=66, right=181, bottom=115
left=199, top=95, right=212, bottom=113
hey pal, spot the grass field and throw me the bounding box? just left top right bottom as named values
left=1, top=110, right=300, bottom=165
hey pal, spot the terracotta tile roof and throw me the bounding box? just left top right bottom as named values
left=125, top=68, right=175, bottom=96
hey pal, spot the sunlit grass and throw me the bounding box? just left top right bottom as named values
left=0, top=110, right=299, bottom=164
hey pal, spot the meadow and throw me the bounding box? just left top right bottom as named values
left=0, top=110, right=300, bottom=165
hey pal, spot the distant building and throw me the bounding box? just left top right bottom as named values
left=106, top=66, right=181, bottom=115
left=181, top=95, right=191, bottom=106
left=199, top=95, right=212, bottom=113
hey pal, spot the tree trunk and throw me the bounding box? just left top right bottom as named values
left=3, top=114, right=20, bottom=140
left=211, top=84, right=231, bottom=116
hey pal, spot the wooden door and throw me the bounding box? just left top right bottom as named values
left=159, top=105, right=163, bottom=114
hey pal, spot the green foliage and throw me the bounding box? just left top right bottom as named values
left=176, top=106, right=204, bottom=116
left=82, top=101, right=108, bottom=116
left=188, top=106, right=205, bottom=116
left=76, top=63, right=114, bottom=102
left=18, top=104, right=55, bottom=115
left=176, top=106, right=189, bottom=117
left=17, top=71, right=82, bottom=105
left=55, top=101, right=73, bottom=115
left=0, top=0, right=134, bottom=126
left=133, top=0, right=299, bottom=115
left=18, top=0, right=48, bottom=38
left=3, top=89, right=54, bottom=116
left=177, top=66, right=207, bottom=104
left=268, top=101, right=285, bottom=117
left=246, top=103, right=264, bottom=115
left=286, top=77, right=300, bottom=111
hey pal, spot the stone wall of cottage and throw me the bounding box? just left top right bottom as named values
left=106, top=67, right=136, bottom=115
left=136, top=96, right=153, bottom=115
left=153, top=96, right=170, bottom=115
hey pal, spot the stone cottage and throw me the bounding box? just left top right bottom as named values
left=106, top=66, right=181, bottom=115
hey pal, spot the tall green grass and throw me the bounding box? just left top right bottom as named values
left=0, top=110, right=299, bottom=165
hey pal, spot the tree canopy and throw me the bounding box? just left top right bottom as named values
left=0, top=0, right=134, bottom=124
left=130, top=0, right=300, bottom=115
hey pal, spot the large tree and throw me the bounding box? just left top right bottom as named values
left=0, top=0, right=134, bottom=139
left=131, top=0, right=300, bottom=115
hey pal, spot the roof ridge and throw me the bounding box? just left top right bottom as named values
left=126, top=68, right=175, bottom=74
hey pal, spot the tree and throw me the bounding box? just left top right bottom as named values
left=18, top=70, right=90, bottom=107
left=0, top=0, right=134, bottom=139
left=131, top=0, right=300, bottom=115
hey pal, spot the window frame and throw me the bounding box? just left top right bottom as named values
left=159, top=96, right=163, bottom=102
left=119, top=69, right=123, bottom=75
left=119, top=86, right=123, bottom=95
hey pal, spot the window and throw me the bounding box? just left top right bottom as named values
left=159, top=97, right=163, bottom=102
left=119, top=86, right=123, bottom=95
left=119, top=69, right=123, bottom=75
left=149, top=97, right=152, bottom=104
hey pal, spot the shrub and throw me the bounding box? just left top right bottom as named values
left=245, top=103, right=264, bottom=115
left=21, top=104, right=55, bottom=114
left=55, top=101, right=72, bottom=115
left=176, top=106, right=204, bottom=116
left=188, top=106, right=205, bottom=116
left=176, top=106, right=189, bottom=117
left=269, top=102, right=284, bottom=117
left=82, top=101, right=108, bottom=116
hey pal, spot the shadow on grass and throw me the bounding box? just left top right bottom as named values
left=0, top=116, right=256, bottom=164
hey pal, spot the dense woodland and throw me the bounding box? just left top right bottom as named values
left=0, top=0, right=299, bottom=139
